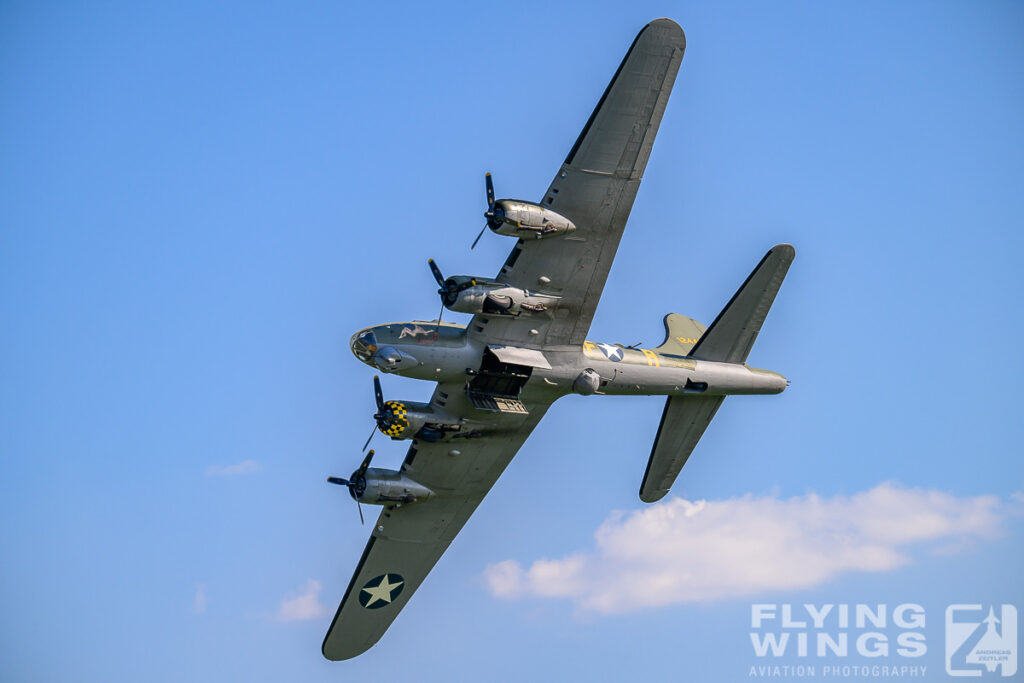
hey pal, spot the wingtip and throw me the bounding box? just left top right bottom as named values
left=649, top=17, right=682, bottom=29
left=322, top=630, right=377, bottom=661
left=771, top=243, right=796, bottom=260
left=321, top=645, right=354, bottom=662
left=322, top=641, right=354, bottom=662
left=639, top=488, right=668, bottom=504
left=646, top=18, right=685, bottom=44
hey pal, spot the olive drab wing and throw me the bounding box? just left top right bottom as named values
left=470, top=19, right=686, bottom=349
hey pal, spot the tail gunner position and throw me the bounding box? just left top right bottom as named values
left=323, top=19, right=794, bottom=660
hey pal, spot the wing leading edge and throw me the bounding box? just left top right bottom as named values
left=322, top=403, right=550, bottom=660
left=322, top=495, right=484, bottom=661
left=473, top=18, right=686, bottom=348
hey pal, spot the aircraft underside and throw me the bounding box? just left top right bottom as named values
left=322, top=19, right=795, bottom=661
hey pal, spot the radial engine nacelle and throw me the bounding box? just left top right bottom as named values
left=328, top=451, right=434, bottom=510
left=375, top=399, right=462, bottom=443
left=429, top=260, right=559, bottom=316
left=376, top=399, right=428, bottom=440
left=487, top=199, right=575, bottom=240
left=444, top=277, right=559, bottom=316
left=350, top=467, right=434, bottom=505
left=472, top=173, right=575, bottom=249
left=362, top=376, right=463, bottom=451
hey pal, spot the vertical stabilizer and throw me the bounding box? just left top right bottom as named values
left=652, top=313, right=706, bottom=356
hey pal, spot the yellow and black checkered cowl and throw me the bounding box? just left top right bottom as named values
left=378, top=401, right=409, bottom=437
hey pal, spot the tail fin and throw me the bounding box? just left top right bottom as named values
left=652, top=314, right=707, bottom=356
left=688, top=244, right=795, bottom=364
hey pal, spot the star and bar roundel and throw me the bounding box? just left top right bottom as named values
left=358, top=573, right=405, bottom=609
left=595, top=342, right=624, bottom=362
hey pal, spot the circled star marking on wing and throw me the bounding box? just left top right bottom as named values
left=360, top=575, right=404, bottom=608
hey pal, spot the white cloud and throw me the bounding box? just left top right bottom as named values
left=205, top=459, right=262, bottom=477
left=192, top=584, right=207, bottom=615
left=482, top=482, right=1007, bottom=614
left=276, top=579, right=329, bottom=622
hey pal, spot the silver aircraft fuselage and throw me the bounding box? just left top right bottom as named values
left=350, top=321, right=786, bottom=399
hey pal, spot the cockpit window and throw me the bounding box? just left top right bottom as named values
left=351, top=330, right=378, bottom=362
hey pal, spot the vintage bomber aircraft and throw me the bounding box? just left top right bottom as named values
left=323, top=18, right=794, bottom=660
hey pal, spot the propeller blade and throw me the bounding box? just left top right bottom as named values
left=470, top=224, right=487, bottom=250
left=455, top=278, right=477, bottom=293
left=358, top=501, right=364, bottom=525
left=435, top=300, right=445, bottom=338
left=362, top=422, right=376, bottom=452
left=485, top=172, right=495, bottom=210
left=428, top=259, right=445, bottom=288
left=355, top=449, right=374, bottom=480
left=373, top=375, right=384, bottom=411
left=327, top=476, right=350, bottom=486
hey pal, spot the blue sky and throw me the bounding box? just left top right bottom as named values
left=2, top=1, right=1023, bottom=681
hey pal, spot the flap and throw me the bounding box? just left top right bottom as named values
left=487, top=345, right=552, bottom=370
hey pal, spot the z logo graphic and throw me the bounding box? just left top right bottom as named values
left=946, top=604, right=1018, bottom=677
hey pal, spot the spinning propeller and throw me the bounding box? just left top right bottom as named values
left=327, top=449, right=374, bottom=524
left=428, top=259, right=476, bottom=334
left=362, top=375, right=399, bottom=452
left=428, top=259, right=476, bottom=306
left=472, top=172, right=505, bottom=249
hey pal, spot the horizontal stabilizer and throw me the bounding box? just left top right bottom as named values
left=688, top=244, right=795, bottom=364
left=639, top=395, right=724, bottom=503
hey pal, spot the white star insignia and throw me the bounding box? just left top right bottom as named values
left=361, top=575, right=404, bottom=607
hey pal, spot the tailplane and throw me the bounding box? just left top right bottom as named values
left=688, top=244, right=795, bottom=364
left=638, top=244, right=795, bottom=502
left=640, top=395, right=724, bottom=502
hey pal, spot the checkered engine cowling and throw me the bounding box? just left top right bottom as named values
left=376, top=401, right=424, bottom=440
